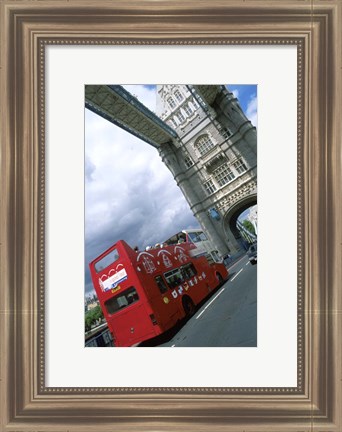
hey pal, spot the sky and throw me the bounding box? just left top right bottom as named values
left=85, top=84, right=257, bottom=296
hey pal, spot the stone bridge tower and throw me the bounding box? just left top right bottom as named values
left=85, top=84, right=257, bottom=256
left=156, top=85, right=257, bottom=255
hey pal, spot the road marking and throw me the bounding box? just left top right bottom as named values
left=245, top=262, right=249, bottom=266
left=231, top=268, right=243, bottom=281
left=171, top=344, right=176, bottom=347
left=196, top=287, right=225, bottom=319
left=228, top=255, right=247, bottom=270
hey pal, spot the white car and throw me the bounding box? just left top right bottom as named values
left=247, top=244, right=257, bottom=265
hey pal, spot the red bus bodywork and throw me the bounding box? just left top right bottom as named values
left=89, top=240, right=228, bottom=347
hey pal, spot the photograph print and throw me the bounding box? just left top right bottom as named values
left=84, top=84, right=257, bottom=348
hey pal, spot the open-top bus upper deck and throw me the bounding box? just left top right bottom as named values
left=163, top=228, right=222, bottom=263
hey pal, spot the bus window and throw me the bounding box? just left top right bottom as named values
left=164, top=268, right=184, bottom=289
left=177, top=233, right=186, bottom=243
left=180, top=263, right=197, bottom=279
left=95, top=248, right=119, bottom=273
left=211, top=250, right=221, bottom=262
left=188, top=231, right=207, bottom=243
left=104, top=287, right=139, bottom=315
left=164, top=234, right=178, bottom=245
left=155, top=275, right=168, bottom=294
left=198, top=232, right=208, bottom=241
left=205, top=253, right=215, bottom=265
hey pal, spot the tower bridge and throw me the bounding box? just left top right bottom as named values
left=85, top=85, right=178, bottom=148
left=85, top=84, right=257, bottom=255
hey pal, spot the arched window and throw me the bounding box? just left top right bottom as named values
left=177, top=111, right=185, bottom=123
left=169, top=117, right=177, bottom=128
left=167, top=96, right=176, bottom=109
left=174, top=90, right=183, bottom=102
left=192, top=98, right=199, bottom=109
left=184, top=104, right=192, bottom=116
left=195, top=135, right=215, bottom=156
left=184, top=155, right=194, bottom=169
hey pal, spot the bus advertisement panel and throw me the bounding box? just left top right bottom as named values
left=89, top=240, right=229, bottom=347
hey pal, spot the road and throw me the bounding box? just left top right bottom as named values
left=158, top=254, right=257, bottom=347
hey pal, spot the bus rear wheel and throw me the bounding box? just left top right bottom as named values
left=216, top=272, right=224, bottom=285
left=182, top=296, right=195, bottom=317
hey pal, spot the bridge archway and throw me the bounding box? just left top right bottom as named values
left=222, top=194, right=257, bottom=253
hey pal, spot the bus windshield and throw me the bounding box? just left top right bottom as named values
left=187, top=231, right=208, bottom=243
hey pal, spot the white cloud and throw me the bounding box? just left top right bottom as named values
left=232, top=89, right=239, bottom=99
left=85, top=90, right=198, bottom=293
left=246, top=95, right=257, bottom=127
left=123, top=85, right=156, bottom=112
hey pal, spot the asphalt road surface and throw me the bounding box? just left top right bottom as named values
left=158, top=254, right=257, bottom=347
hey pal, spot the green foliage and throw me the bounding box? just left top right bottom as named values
left=242, top=219, right=256, bottom=235
left=85, top=305, right=104, bottom=332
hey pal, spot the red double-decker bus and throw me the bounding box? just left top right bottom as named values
left=89, top=240, right=228, bottom=347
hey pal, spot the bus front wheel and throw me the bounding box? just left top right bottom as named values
left=182, top=296, right=195, bottom=317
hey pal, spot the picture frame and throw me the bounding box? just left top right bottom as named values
left=1, top=1, right=341, bottom=431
